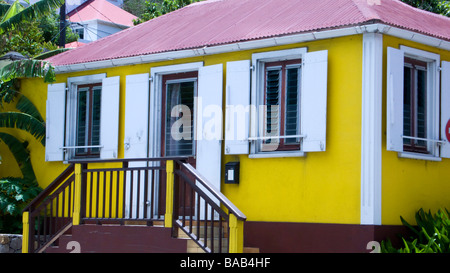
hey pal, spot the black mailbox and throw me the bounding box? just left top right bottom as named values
left=225, top=162, right=240, bottom=184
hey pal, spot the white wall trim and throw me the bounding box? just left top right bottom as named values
left=360, top=33, right=383, bottom=225
left=54, top=24, right=450, bottom=74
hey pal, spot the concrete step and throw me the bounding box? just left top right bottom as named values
left=177, top=224, right=228, bottom=239
left=186, top=237, right=229, bottom=253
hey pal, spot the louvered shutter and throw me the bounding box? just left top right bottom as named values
left=45, top=83, right=66, bottom=161
left=386, top=47, right=404, bottom=152
left=301, top=50, right=328, bottom=152
left=225, top=60, right=250, bottom=155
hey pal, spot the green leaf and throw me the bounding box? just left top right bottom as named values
left=0, top=112, right=45, bottom=145
left=0, top=0, right=65, bottom=34
left=0, top=132, right=37, bottom=182
left=0, top=0, right=24, bottom=23
left=15, top=94, right=44, bottom=123
left=0, top=59, right=55, bottom=83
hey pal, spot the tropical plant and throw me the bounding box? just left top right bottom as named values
left=401, top=0, right=450, bottom=16
left=0, top=132, right=41, bottom=233
left=0, top=0, right=63, bottom=233
left=0, top=0, right=65, bottom=34
left=134, top=0, right=200, bottom=25
left=381, top=208, right=450, bottom=253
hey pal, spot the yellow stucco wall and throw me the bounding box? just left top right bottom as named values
left=222, top=35, right=363, bottom=224
left=381, top=35, right=450, bottom=225
left=5, top=35, right=364, bottom=224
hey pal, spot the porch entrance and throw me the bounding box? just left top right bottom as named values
left=160, top=72, right=198, bottom=217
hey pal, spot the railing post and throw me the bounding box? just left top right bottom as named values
left=22, top=211, right=30, bottom=253
left=164, top=160, right=175, bottom=228
left=73, top=163, right=83, bottom=225
left=228, top=213, right=244, bottom=253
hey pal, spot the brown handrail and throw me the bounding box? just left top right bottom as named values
left=23, top=164, right=75, bottom=213
left=176, top=160, right=246, bottom=221
left=23, top=164, right=76, bottom=253
left=172, top=160, right=247, bottom=253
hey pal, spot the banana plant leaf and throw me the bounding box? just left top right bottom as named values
left=0, top=112, right=45, bottom=145
left=0, top=0, right=65, bottom=34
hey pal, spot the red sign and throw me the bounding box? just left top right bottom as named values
left=446, top=119, right=450, bottom=143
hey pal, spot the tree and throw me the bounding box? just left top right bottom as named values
left=0, top=0, right=65, bottom=34
left=38, top=10, right=79, bottom=46
left=0, top=0, right=63, bottom=233
left=401, top=0, right=450, bottom=16
left=133, top=0, right=200, bottom=25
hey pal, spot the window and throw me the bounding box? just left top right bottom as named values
left=242, top=48, right=328, bottom=157
left=45, top=74, right=120, bottom=161
left=403, top=57, right=428, bottom=153
left=75, top=83, right=102, bottom=157
left=386, top=46, right=447, bottom=160
left=262, top=60, right=301, bottom=151
left=74, top=27, right=84, bottom=40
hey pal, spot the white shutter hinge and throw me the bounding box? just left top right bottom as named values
left=149, top=76, right=153, bottom=82
left=250, top=65, right=255, bottom=71
left=438, top=66, right=442, bottom=71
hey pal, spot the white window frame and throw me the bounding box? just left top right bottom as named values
left=65, top=73, right=106, bottom=161
left=250, top=48, right=307, bottom=158
left=398, top=46, right=441, bottom=161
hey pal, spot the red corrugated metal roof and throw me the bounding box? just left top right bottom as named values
left=68, top=0, right=137, bottom=27
left=48, top=0, right=450, bottom=66
left=65, top=41, right=86, bottom=48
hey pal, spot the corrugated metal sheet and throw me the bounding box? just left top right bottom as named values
left=68, top=0, right=137, bottom=27
left=48, top=0, right=450, bottom=66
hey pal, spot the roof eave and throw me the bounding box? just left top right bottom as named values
left=52, top=23, right=450, bottom=74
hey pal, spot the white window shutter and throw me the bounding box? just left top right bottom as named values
left=100, top=76, right=120, bottom=159
left=124, top=73, right=150, bottom=159
left=225, top=60, right=250, bottom=155
left=441, top=61, right=450, bottom=158
left=301, top=50, right=328, bottom=152
left=196, top=64, right=223, bottom=193
left=45, top=83, right=66, bottom=161
left=386, top=47, right=404, bottom=152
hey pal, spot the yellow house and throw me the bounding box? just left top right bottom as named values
left=10, top=0, right=450, bottom=252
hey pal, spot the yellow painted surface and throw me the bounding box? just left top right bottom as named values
left=223, top=35, right=363, bottom=224
left=381, top=35, right=450, bottom=225
left=72, top=164, right=82, bottom=225
left=164, top=160, right=174, bottom=228
left=22, top=211, right=29, bottom=253
left=8, top=35, right=363, bottom=225
left=228, top=213, right=244, bottom=253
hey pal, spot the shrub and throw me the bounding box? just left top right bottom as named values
left=381, top=208, right=450, bottom=253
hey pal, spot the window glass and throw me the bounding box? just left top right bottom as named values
left=165, top=80, right=195, bottom=156
left=261, top=60, right=301, bottom=151
left=76, top=84, right=102, bottom=157
left=403, top=58, right=428, bottom=153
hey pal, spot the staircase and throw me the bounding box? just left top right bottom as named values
left=22, top=158, right=249, bottom=253
left=43, top=221, right=258, bottom=253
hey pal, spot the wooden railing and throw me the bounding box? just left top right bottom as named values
left=22, top=157, right=246, bottom=253
left=170, top=160, right=247, bottom=253
left=22, top=164, right=76, bottom=253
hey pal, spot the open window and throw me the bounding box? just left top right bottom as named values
left=225, top=48, right=328, bottom=157
left=386, top=46, right=450, bottom=160
left=45, top=74, right=120, bottom=161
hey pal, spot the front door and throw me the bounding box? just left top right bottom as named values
left=159, top=72, right=198, bottom=216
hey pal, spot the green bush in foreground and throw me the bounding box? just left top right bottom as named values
left=382, top=208, right=450, bottom=253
